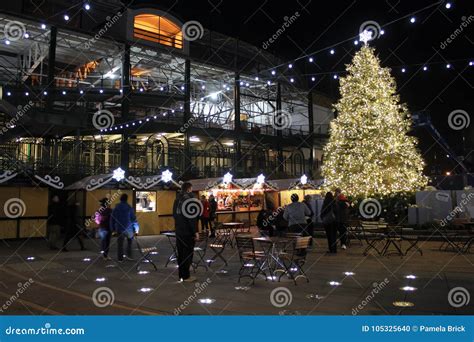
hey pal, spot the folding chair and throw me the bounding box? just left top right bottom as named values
left=192, top=231, right=209, bottom=272
left=279, top=236, right=312, bottom=285
left=162, top=232, right=178, bottom=267
left=360, top=221, right=386, bottom=256
left=135, top=237, right=158, bottom=271
left=235, top=235, right=266, bottom=284
left=208, top=230, right=229, bottom=266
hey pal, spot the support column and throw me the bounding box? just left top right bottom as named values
left=183, top=59, right=192, bottom=176
left=276, top=82, right=284, bottom=173
left=234, top=73, right=242, bottom=174
left=120, top=44, right=131, bottom=172
left=46, top=26, right=57, bottom=110
left=308, top=91, right=314, bottom=177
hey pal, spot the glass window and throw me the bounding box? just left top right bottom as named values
left=134, top=14, right=183, bottom=49
left=136, top=191, right=157, bottom=212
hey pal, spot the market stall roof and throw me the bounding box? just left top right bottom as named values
left=236, top=177, right=278, bottom=191
left=64, top=174, right=112, bottom=190
left=272, top=178, right=324, bottom=190
left=187, top=177, right=245, bottom=191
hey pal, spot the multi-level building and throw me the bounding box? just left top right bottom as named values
left=0, top=0, right=332, bottom=184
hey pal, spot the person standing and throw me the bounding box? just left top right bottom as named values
left=47, top=195, right=64, bottom=250
left=303, top=195, right=315, bottom=244
left=200, top=195, right=211, bottom=232
left=334, top=188, right=350, bottom=250
left=173, top=182, right=199, bottom=282
left=62, top=200, right=85, bottom=251
left=95, top=198, right=112, bottom=260
left=111, top=194, right=137, bottom=262
left=208, top=194, right=217, bottom=238
left=321, top=191, right=337, bottom=254
left=283, top=194, right=311, bottom=234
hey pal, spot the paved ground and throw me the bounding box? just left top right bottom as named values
left=0, top=231, right=473, bottom=315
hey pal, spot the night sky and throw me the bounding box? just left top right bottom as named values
left=131, top=0, right=474, bottom=174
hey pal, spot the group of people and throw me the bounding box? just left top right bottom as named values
left=199, top=194, right=217, bottom=237
left=320, top=188, right=350, bottom=254
left=47, top=193, right=139, bottom=262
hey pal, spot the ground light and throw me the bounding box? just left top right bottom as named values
left=405, top=274, right=417, bottom=279
left=83, top=258, right=91, bottom=262
left=26, top=256, right=35, bottom=261
left=393, top=301, right=415, bottom=307
left=328, top=281, right=341, bottom=286
left=400, top=286, right=417, bottom=292
left=138, top=271, right=149, bottom=275
left=95, top=277, right=106, bottom=282
left=138, top=287, right=153, bottom=293
left=306, top=294, right=325, bottom=300
left=198, top=298, right=215, bottom=304
left=343, top=271, right=355, bottom=276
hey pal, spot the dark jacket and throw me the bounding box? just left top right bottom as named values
left=111, top=201, right=137, bottom=234
left=209, top=198, right=217, bottom=219
left=320, top=199, right=336, bottom=222
left=335, top=196, right=349, bottom=223
left=95, top=207, right=112, bottom=230
left=66, top=204, right=83, bottom=232
left=48, top=202, right=64, bottom=225
left=173, top=192, right=198, bottom=237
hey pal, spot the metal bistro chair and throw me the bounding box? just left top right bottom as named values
left=162, top=232, right=178, bottom=267
left=207, top=229, right=229, bottom=267
left=346, top=220, right=364, bottom=246
left=135, top=237, right=158, bottom=271
left=279, top=236, right=312, bottom=285
left=360, top=221, right=387, bottom=256
left=192, top=231, right=209, bottom=272
left=235, top=235, right=266, bottom=284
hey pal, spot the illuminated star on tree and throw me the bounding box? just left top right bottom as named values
left=161, top=169, right=173, bottom=183
left=321, top=45, right=428, bottom=197
left=112, top=167, right=125, bottom=181
left=359, top=30, right=373, bottom=45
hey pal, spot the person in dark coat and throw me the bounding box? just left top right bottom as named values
left=111, top=194, right=137, bottom=262
left=303, top=195, right=315, bottom=245
left=208, top=194, right=217, bottom=238
left=173, top=182, right=199, bottom=282
left=321, top=191, right=337, bottom=254
left=257, top=202, right=274, bottom=237
left=200, top=195, right=211, bottom=232
left=334, top=188, right=350, bottom=250
left=95, top=198, right=113, bottom=260
left=47, top=195, right=64, bottom=250
left=62, top=201, right=85, bottom=252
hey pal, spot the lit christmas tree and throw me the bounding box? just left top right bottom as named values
left=322, top=45, right=428, bottom=197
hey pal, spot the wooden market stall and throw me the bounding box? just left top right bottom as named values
left=274, top=176, right=324, bottom=206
